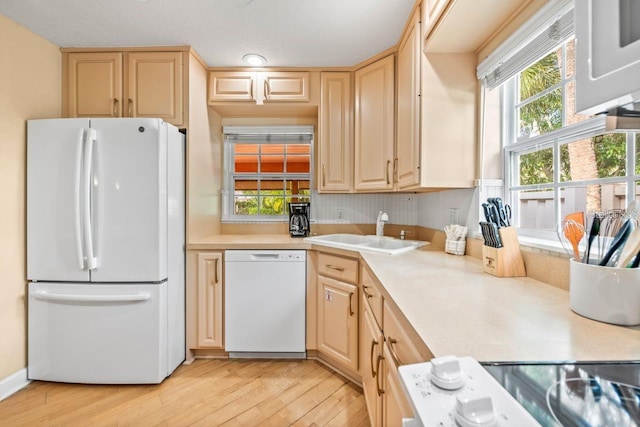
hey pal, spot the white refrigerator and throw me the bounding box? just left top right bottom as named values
left=27, top=118, right=185, bottom=384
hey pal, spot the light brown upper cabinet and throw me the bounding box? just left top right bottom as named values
left=63, top=51, right=184, bottom=126
left=318, top=72, right=353, bottom=193
left=208, top=71, right=310, bottom=104
left=354, top=55, right=395, bottom=192
left=395, top=9, right=422, bottom=190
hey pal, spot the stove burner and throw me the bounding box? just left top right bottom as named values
left=483, top=362, right=640, bottom=427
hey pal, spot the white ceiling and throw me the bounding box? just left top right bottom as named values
left=0, top=0, right=417, bottom=67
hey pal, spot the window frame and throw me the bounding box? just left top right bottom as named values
left=222, top=126, right=314, bottom=222
left=502, top=41, right=639, bottom=241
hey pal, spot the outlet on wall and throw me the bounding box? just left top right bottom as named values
left=337, top=208, right=344, bottom=220
left=449, top=208, right=459, bottom=224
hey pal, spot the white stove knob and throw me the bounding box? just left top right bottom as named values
left=430, top=355, right=465, bottom=390
left=454, top=394, right=497, bottom=427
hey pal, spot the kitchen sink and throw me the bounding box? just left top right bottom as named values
left=304, top=233, right=428, bottom=255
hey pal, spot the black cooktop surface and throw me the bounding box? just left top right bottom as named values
left=483, top=362, right=640, bottom=427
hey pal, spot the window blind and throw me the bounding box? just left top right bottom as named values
left=223, top=125, right=314, bottom=144
left=476, top=0, right=574, bottom=90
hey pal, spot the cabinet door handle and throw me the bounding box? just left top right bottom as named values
left=375, top=355, right=385, bottom=396
left=325, top=264, right=344, bottom=272
left=322, top=164, right=326, bottom=187
left=387, top=337, right=404, bottom=366
left=370, top=338, right=379, bottom=378
left=348, top=292, right=354, bottom=316
left=113, top=98, right=119, bottom=117
left=208, top=259, right=219, bottom=286
left=128, top=98, right=133, bottom=117
left=386, top=160, right=391, bottom=185
left=363, top=286, right=372, bottom=299
left=264, top=79, right=270, bottom=99
left=394, top=158, right=398, bottom=183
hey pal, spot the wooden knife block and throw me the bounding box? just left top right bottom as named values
left=482, top=227, right=526, bottom=277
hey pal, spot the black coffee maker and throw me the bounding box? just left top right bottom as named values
left=289, top=202, right=310, bottom=237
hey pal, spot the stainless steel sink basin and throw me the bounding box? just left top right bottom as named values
left=304, top=233, right=428, bottom=255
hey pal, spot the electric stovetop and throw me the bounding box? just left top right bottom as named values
left=483, top=361, right=640, bottom=427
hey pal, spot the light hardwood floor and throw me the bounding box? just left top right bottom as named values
left=0, top=359, right=371, bottom=426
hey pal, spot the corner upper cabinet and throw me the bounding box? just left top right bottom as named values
left=208, top=71, right=310, bottom=104
left=196, top=252, right=224, bottom=349
left=63, top=50, right=184, bottom=126
left=318, top=72, right=353, bottom=193
left=396, top=9, right=422, bottom=190
left=354, top=55, right=395, bottom=192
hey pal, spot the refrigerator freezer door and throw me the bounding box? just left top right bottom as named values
left=89, top=118, right=167, bottom=282
left=27, top=118, right=92, bottom=282
left=28, top=282, right=168, bottom=384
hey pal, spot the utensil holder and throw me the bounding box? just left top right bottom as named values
left=482, top=227, right=526, bottom=277
left=445, top=239, right=466, bottom=256
left=570, top=259, right=640, bottom=326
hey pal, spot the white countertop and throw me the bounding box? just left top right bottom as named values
left=361, top=249, right=640, bottom=362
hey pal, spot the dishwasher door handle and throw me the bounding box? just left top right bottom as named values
left=250, top=253, right=281, bottom=260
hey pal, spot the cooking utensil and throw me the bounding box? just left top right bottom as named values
left=565, top=211, right=585, bottom=227
left=599, top=219, right=634, bottom=266
left=492, top=198, right=511, bottom=227
left=582, top=215, right=601, bottom=264
left=562, top=220, right=584, bottom=260
left=480, top=222, right=502, bottom=248
left=489, top=222, right=503, bottom=248
left=615, top=227, right=640, bottom=268
left=630, top=248, right=640, bottom=268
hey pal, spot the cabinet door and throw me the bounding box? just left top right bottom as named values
left=125, top=52, right=183, bottom=126
left=396, top=10, right=421, bottom=190
left=317, top=276, right=359, bottom=372
left=355, top=55, right=395, bottom=191
left=65, top=52, right=123, bottom=118
left=382, top=344, right=415, bottom=427
left=208, top=71, right=256, bottom=101
left=263, top=72, right=310, bottom=102
left=319, top=72, right=353, bottom=192
left=197, top=252, right=223, bottom=348
left=362, top=299, right=383, bottom=427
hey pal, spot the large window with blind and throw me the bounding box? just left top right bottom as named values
left=223, top=126, right=313, bottom=221
left=478, top=0, right=640, bottom=242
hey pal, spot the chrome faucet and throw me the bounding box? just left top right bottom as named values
left=376, top=211, right=389, bottom=236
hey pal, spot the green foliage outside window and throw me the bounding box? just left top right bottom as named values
left=518, top=50, right=630, bottom=186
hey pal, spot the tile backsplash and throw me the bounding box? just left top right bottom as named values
left=311, top=187, right=481, bottom=231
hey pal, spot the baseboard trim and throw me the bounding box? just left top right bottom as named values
left=0, top=368, right=30, bottom=401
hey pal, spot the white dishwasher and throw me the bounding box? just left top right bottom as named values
left=225, top=250, right=306, bottom=358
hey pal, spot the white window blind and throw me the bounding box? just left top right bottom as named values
left=476, top=0, right=574, bottom=90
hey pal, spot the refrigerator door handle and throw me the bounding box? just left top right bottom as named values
left=32, top=290, right=151, bottom=303
left=74, top=129, right=86, bottom=270
left=82, top=128, right=98, bottom=270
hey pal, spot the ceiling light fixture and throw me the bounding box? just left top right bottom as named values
left=242, top=54, right=267, bottom=66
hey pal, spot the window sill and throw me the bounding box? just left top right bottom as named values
left=516, top=235, right=570, bottom=258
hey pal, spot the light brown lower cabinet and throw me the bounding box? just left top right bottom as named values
left=361, top=265, right=433, bottom=426
left=196, top=252, right=223, bottom=348
left=362, top=296, right=384, bottom=426
left=317, top=275, right=359, bottom=373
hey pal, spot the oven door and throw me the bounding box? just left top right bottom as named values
left=576, top=0, right=640, bottom=114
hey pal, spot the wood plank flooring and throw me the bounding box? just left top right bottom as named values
left=0, top=359, right=371, bottom=426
